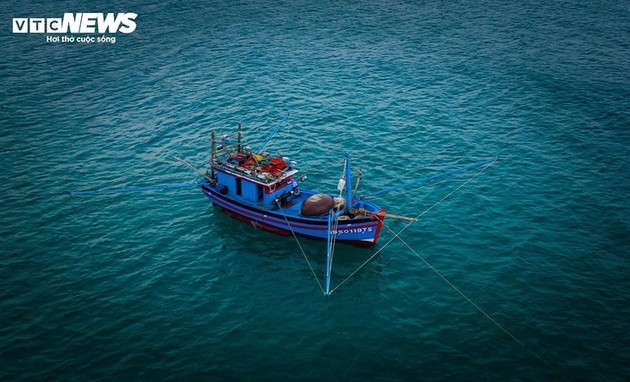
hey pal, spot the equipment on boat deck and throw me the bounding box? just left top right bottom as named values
left=199, top=120, right=386, bottom=247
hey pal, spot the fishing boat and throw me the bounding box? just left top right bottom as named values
left=69, top=113, right=497, bottom=296
left=67, top=120, right=548, bottom=372
left=198, top=118, right=386, bottom=247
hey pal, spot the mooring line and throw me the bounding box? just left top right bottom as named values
left=350, top=156, right=563, bottom=379
left=329, top=158, right=498, bottom=295
left=276, top=201, right=325, bottom=294
left=329, top=225, right=396, bottom=295
left=385, top=222, right=566, bottom=380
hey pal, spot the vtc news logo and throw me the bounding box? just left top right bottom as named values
left=12, top=13, right=137, bottom=34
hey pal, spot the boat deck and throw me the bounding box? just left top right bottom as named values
left=199, top=179, right=381, bottom=223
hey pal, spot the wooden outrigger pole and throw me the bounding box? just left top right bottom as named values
left=323, top=153, right=356, bottom=295
left=344, top=153, right=353, bottom=214
left=325, top=210, right=335, bottom=295
left=258, top=112, right=289, bottom=153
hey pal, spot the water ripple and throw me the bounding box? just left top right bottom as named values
left=1, top=0, right=629, bottom=381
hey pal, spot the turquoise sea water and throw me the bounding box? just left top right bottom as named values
left=1, top=1, right=629, bottom=380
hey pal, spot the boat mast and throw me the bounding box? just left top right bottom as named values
left=352, top=168, right=363, bottom=200
left=325, top=210, right=334, bottom=296
left=344, top=153, right=353, bottom=213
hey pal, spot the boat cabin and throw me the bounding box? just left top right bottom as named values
left=212, top=148, right=300, bottom=209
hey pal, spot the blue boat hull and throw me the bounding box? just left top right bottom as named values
left=201, top=183, right=384, bottom=247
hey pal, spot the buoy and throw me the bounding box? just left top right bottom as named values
left=300, top=194, right=334, bottom=216
left=337, top=178, right=346, bottom=191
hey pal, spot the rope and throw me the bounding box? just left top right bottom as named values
left=387, top=216, right=526, bottom=343
left=275, top=201, right=325, bottom=294
left=329, top=158, right=497, bottom=295
left=331, top=216, right=340, bottom=256
left=328, top=159, right=565, bottom=379
left=327, top=212, right=341, bottom=292
left=380, top=218, right=566, bottom=380
left=174, top=156, right=214, bottom=182
left=330, top=160, right=345, bottom=270
left=329, top=221, right=397, bottom=294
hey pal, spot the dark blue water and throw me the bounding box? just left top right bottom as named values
left=1, top=1, right=629, bottom=380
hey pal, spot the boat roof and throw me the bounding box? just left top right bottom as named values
left=213, top=150, right=298, bottom=186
